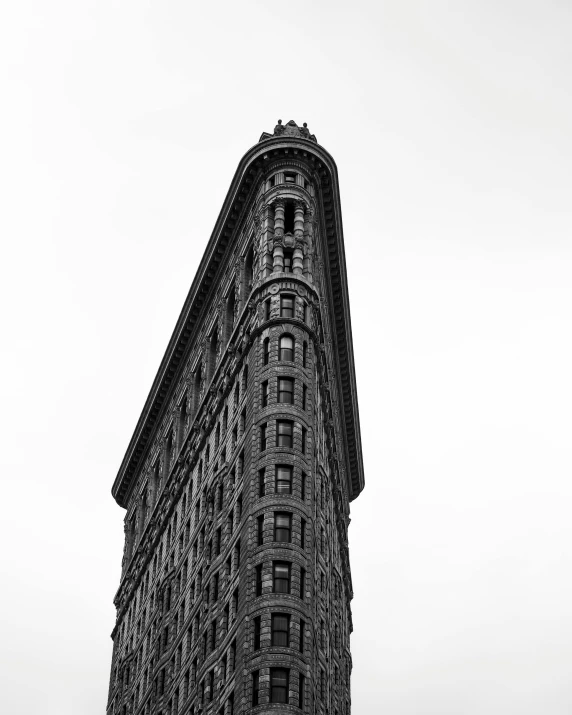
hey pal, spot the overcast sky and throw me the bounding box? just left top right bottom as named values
left=1, top=1, right=571, bottom=713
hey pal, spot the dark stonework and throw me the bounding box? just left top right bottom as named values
left=107, top=123, right=365, bottom=715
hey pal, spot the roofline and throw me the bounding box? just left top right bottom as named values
left=111, top=133, right=365, bottom=507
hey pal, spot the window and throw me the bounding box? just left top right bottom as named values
left=283, top=249, right=293, bottom=273
left=255, top=565, right=263, bottom=597
left=253, top=616, right=261, bottom=650
left=278, top=377, right=294, bottom=404
left=252, top=671, right=260, bottom=706
left=302, top=341, right=308, bottom=368
left=270, top=668, right=289, bottom=704
left=301, top=427, right=307, bottom=454
left=276, top=420, right=293, bottom=448
left=271, top=614, right=290, bottom=647
left=301, top=519, right=306, bottom=549
left=274, top=513, right=292, bottom=543
left=263, top=337, right=270, bottom=364
left=273, top=561, right=291, bottom=593
left=258, top=468, right=266, bottom=498
left=284, top=203, right=295, bottom=233
left=280, top=294, right=295, bottom=318
left=279, top=335, right=294, bottom=361
left=257, top=515, right=264, bottom=546
left=303, top=302, right=308, bottom=323
left=260, top=423, right=267, bottom=451
left=301, top=471, right=306, bottom=501
left=284, top=172, right=296, bottom=183
left=302, top=384, right=307, bottom=410
left=275, top=465, right=292, bottom=494
left=299, top=673, right=305, bottom=709
left=261, top=381, right=268, bottom=408
left=264, top=299, right=271, bottom=321
left=300, top=567, right=306, bottom=600
left=299, top=619, right=305, bottom=653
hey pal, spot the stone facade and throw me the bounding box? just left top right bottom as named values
left=107, top=121, right=365, bottom=715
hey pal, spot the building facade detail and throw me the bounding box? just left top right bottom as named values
left=107, top=121, right=364, bottom=715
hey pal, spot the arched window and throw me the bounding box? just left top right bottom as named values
left=279, top=335, right=294, bottom=362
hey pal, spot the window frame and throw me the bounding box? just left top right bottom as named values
left=271, top=613, right=290, bottom=647
left=273, top=561, right=291, bottom=594
left=279, top=334, right=295, bottom=362
left=275, top=465, right=293, bottom=494
left=277, top=377, right=294, bottom=404
left=274, top=512, right=292, bottom=543
left=270, top=668, right=290, bottom=705
left=280, top=294, right=295, bottom=318
left=276, top=419, right=294, bottom=448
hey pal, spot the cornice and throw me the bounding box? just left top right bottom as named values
left=111, top=131, right=364, bottom=507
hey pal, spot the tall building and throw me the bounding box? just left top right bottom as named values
left=107, top=120, right=365, bottom=715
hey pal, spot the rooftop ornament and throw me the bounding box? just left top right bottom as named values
left=259, top=119, right=317, bottom=144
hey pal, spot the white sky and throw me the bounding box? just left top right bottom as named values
left=1, top=1, right=571, bottom=713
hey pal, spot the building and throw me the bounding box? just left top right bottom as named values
left=107, top=120, right=365, bottom=715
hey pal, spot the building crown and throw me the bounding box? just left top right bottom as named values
left=259, top=119, right=317, bottom=144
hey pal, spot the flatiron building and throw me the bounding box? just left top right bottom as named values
left=107, top=120, right=365, bottom=715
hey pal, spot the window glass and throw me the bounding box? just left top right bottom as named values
left=275, top=465, right=292, bottom=494
left=271, top=614, right=290, bottom=647
left=270, top=668, right=289, bottom=704
left=278, top=377, right=294, bottom=404
left=280, top=295, right=295, bottom=318
left=277, top=420, right=293, bottom=448
left=274, top=513, right=292, bottom=543
left=279, top=335, right=294, bottom=361
left=273, top=562, right=291, bottom=593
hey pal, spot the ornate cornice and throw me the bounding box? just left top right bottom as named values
left=111, top=126, right=364, bottom=507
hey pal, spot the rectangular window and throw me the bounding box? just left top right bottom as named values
left=275, top=465, right=293, bottom=494
left=299, top=673, right=305, bottom=709
left=276, top=420, right=293, bottom=448
left=270, top=668, right=289, bottom=704
left=300, top=619, right=305, bottom=653
left=277, top=377, right=294, bottom=404
left=263, top=337, right=270, bottom=364
left=283, top=249, right=293, bottom=273
left=255, top=565, right=263, bottom=597
left=260, top=423, right=267, bottom=451
left=280, top=295, right=295, bottom=318
left=301, top=427, right=307, bottom=454
left=273, top=561, right=291, bottom=594
left=264, top=299, right=271, bottom=321
left=253, top=616, right=261, bottom=650
left=261, top=380, right=268, bottom=408
left=301, top=519, right=306, bottom=549
left=302, top=384, right=307, bottom=410
left=271, top=613, right=290, bottom=647
left=303, top=302, right=308, bottom=323
left=257, top=515, right=264, bottom=546
left=258, top=468, right=266, bottom=498
left=274, top=512, right=292, bottom=543
left=252, top=670, right=260, bottom=706
left=302, top=341, right=308, bottom=368
left=284, top=172, right=296, bottom=183
left=300, top=567, right=306, bottom=600
left=301, top=471, right=306, bottom=501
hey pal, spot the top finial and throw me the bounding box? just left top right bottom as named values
left=259, top=119, right=317, bottom=143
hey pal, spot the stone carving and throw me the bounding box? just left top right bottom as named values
left=259, top=119, right=318, bottom=143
